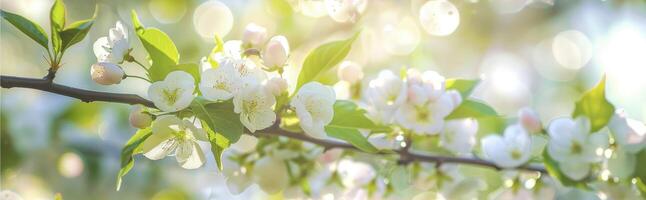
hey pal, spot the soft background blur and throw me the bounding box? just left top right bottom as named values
left=1, top=0, right=645, bottom=199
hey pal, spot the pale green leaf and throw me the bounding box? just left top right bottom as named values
left=201, top=120, right=230, bottom=171
left=295, top=32, right=359, bottom=90
left=572, top=76, right=615, bottom=132
left=445, top=79, right=479, bottom=99
left=445, top=99, right=498, bottom=119
left=59, top=18, right=94, bottom=51
left=328, top=100, right=390, bottom=132
left=50, top=0, right=65, bottom=53
left=542, top=150, right=589, bottom=189
left=0, top=10, right=49, bottom=48
left=131, top=11, right=181, bottom=82
left=325, top=126, right=378, bottom=153
left=116, top=127, right=152, bottom=191
left=190, top=98, right=244, bottom=143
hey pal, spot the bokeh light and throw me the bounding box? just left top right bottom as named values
left=381, top=14, right=421, bottom=55
left=193, top=0, right=234, bottom=39
left=418, top=0, right=460, bottom=36
left=57, top=152, right=84, bottom=178
left=552, top=30, right=593, bottom=70
left=148, top=0, right=188, bottom=24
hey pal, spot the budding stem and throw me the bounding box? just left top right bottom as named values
left=125, top=74, right=151, bottom=82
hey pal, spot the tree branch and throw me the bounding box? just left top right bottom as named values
left=0, top=74, right=547, bottom=174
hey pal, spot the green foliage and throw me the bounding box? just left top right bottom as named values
left=634, top=149, right=646, bottom=194
left=201, top=120, right=230, bottom=171
left=0, top=10, right=49, bottom=48
left=50, top=0, right=65, bottom=54
left=572, top=76, right=615, bottom=132
left=542, top=150, right=588, bottom=188
left=445, top=79, right=480, bottom=99
left=295, top=32, right=360, bottom=91
left=325, top=126, right=378, bottom=153
left=446, top=99, right=498, bottom=119
left=190, top=98, right=244, bottom=144
left=329, top=100, right=390, bottom=132
left=117, top=128, right=152, bottom=191
left=207, top=34, right=224, bottom=68
left=59, top=18, right=94, bottom=52
left=131, top=10, right=181, bottom=82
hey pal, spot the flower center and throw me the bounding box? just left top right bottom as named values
left=510, top=149, right=522, bottom=160
left=244, top=100, right=258, bottom=114
left=570, top=141, right=583, bottom=154
left=415, top=105, right=431, bottom=122
left=213, top=80, right=229, bottom=91
left=163, top=88, right=181, bottom=104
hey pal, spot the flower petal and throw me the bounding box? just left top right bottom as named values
left=142, top=135, right=176, bottom=160
left=559, top=161, right=590, bottom=181
left=178, top=141, right=206, bottom=169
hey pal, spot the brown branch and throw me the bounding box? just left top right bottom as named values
left=1, top=74, right=547, bottom=174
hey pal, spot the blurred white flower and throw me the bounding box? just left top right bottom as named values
left=608, top=109, right=646, bottom=153
left=367, top=133, right=398, bottom=150
left=199, top=61, right=243, bottom=101
left=518, top=107, right=542, bottom=134
left=230, top=134, right=258, bottom=154
left=142, top=115, right=207, bottom=169
left=395, top=92, right=454, bottom=135
left=337, top=61, right=364, bottom=84
left=365, top=70, right=407, bottom=123
left=148, top=71, right=195, bottom=112
left=324, top=0, right=366, bottom=23
left=440, top=119, right=478, bottom=155
left=129, top=105, right=152, bottom=129
left=90, top=62, right=124, bottom=85
left=242, top=23, right=267, bottom=48
left=233, top=84, right=276, bottom=132
left=481, top=124, right=532, bottom=168
left=93, top=21, right=129, bottom=63
left=253, top=155, right=289, bottom=194
left=337, top=159, right=375, bottom=188
left=291, top=82, right=336, bottom=138
left=262, top=35, right=290, bottom=70
left=317, top=149, right=344, bottom=165
left=405, top=69, right=446, bottom=105
left=264, top=77, right=288, bottom=96
left=547, top=117, right=603, bottom=180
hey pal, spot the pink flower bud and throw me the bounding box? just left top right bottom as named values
left=129, top=105, right=152, bottom=128
left=262, top=35, right=290, bottom=69
left=518, top=107, right=541, bottom=133
left=242, top=23, right=267, bottom=47
left=337, top=61, right=364, bottom=84
left=91, top=62, right=124, bottom=85
left=265, top=77, right=288, bottom=96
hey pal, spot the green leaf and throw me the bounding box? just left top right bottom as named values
left=116, top=127, right=152, bottom=191
left=328, top=100, right=390, bottom=132
left=572, top=76, right=615, bottom=132
left=445, top=79, right=479, bottom=99
left=131, top=11, right=180, bottom=82
left=445, top=99, right=498, bottom=120
left=634, top=150, right=646, bottom=188
left=59, top=18, right=94, bottom=51
left=0, top=10, right=49, bottom=48
left=542, top=150, right=589, bottom=189
left=130, top=10, right=144, bottom=35
left=50, top=0, right=66, bottom=54
left=325, top=126, right=378, bottom=153
left=295, top=32, right=359, bottom=91
left=190, top=98, right=244, bottom=143
left=201, top=120, right=230, bottom=171
left=207, top=34, right=224, bottom=68
left=150, top=63, right=201, bottom=84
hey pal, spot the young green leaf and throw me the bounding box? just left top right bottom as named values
left=149, top=63, right=201, bottom=84
left=130, top=10, right=144, bottom=35
left=325, top=126, right=378, bottom=153
left=50, top=0, right=66, bottom=54
left=59, top=18, right=94, bottom=52
left=295, top=32, right=360, bottom=91
left=328, top=100, right=390, bottom=132
left=201, top=120, right=230, bottom=171
left=190, top=98, right=244, bottom=143
left=130, top=11, right=181, bottom=81
left=633, top=150, right=646, bottom=191
left=572, top=76, right=615, bottom=132
left=445, top=79, right=480, bottom=99
left=116, top=127, right=152, bottom=191
left=0, top=10, right=49, bottom=48
left=445, top=99, right=498, bottom=119
left=542, top=150, right=589, bottom=189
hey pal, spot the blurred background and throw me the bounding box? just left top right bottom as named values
left=1, top=0, right=645, bottom=199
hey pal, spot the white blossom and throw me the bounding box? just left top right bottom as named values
left=337, top=159, right=375, bottom=188
left=365, top=70, right=407, bottom=123
left=440, top=119, right=478, bottom=155
left=291, top=82, right=336, bottom=138
left=264, top=77, right=288, bottom=96
left=262, top=35, right=290, bottom=69
left=519, top=107, right=542, bottom=133
left=405, top=69, right=446, bottom=105
left=199, top=60, right=243, bottom=101
left=242, top=23, right=267, bottom=48
left=337, top=61, right=364, bottom=84
left=90, top=62, right=124, bottom=85
left=547, top=117, right=604, bottom=180
left=253, top=155, right=289, bottom=194
left=233, top=83, right=276, bottom=132
left=324, top=0, right=366, bottom=23
left=481, top=124, right=532, bottom=168
left=395, top=92, right=455, bottom=135
left=148, top=71, right=195, bottom=112
left=142, top=115, right=207, bottom=169
left=129, top=105, right=152, bottom=129
left=608, top=109, right=646, bottom=153
left=93, top=21, right=129, bottom=63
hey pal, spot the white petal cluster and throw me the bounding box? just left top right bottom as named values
left=93, top=21, right=129, bottom=64
left=337, top=61, right=364, bottom=84
left=364, top=70, right=407, bottom=124
left=233, top=83, right=277, bottom=132
left=481, top=124, right=532, bottom=168
left=547, top=117, right=604, bottom=180
left=148, top=71, right=195, bottom=112
left=608, top=109, right=646, bottom=153
left=242, top=23, right=267, bottom=48
left=324, top=0, right=367, bottom=23
left=336, top=159, right=376, bottom=188
left=142, top=115, right=207, bottom=169
left=291, top=82, right=336, bottom=138
left=440, top=118, right=478, bottom=155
